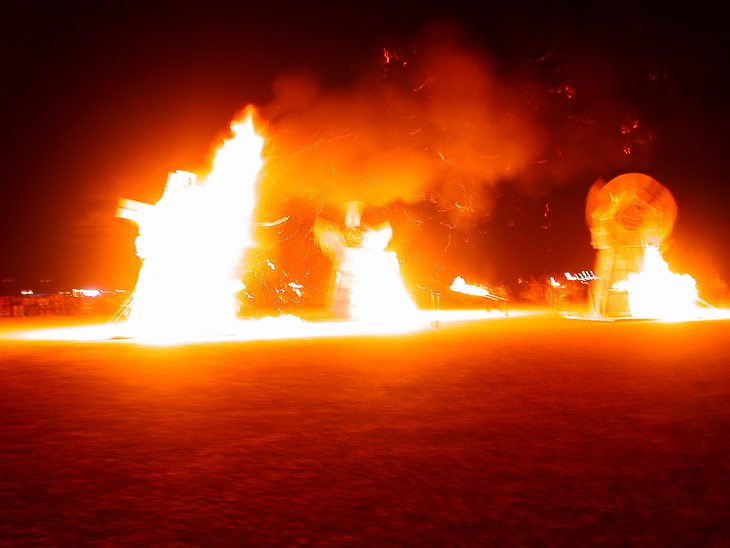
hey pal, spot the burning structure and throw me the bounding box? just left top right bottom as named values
left=113, top=108, right=425, bottom=338
left=587, top=173, right=677, bottom=317
left=314, top=202, right=418, bottom=320
left=587, top=173, right=701, bottom=319
left=450, top=276, right=508, bottom=313
left=116, top=109, right=264, bottom=337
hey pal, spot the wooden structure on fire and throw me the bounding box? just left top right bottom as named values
left=314, top=201, right=414, bottom=319
left=587, top=173, right=677, bottom=317
left=315, top=202, right=366, bottom=318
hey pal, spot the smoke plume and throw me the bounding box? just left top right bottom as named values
left=258, top=22, right=544, bottom=226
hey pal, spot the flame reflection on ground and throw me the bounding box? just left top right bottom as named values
left=9, top=306, right=730, bottom=343
left=567, top=308, right=730, bottom=323
left=12, top=309, right=512, bottom=345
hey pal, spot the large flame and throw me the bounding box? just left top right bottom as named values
left=341, top=225, right=419, bottom=321
left=612, top=245, right=700, bottom=320
left=83, top=101, right=517, bottom=345
left=120, top=107, right=264, bottom=337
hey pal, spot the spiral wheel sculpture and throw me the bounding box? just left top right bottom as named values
left=587, top=173, right=677, bottom=317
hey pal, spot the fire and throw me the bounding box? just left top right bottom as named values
left=450, top=276, right=490, bottom=298
left=451, top=276, right=507, bottom=302
left=117, top=107, right=264, bottom=337
left=314, top=201, right=419, bottom=321
left=342, top=224, right=419, bottom=321
left=49, top=96, right=521, bottom=344
left=115, top=108, right=428, bottom=340
left=612, top=245, right=700, bottom=320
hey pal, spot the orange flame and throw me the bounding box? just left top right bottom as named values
left=612, top=245, right=700, bottom=320
left=450, top=276, right=490, bottom=298
left=119, top=107, right=264, bottom=337
left=342, top=225, right=419, bottom=321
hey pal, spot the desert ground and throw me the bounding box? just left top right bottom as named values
left=1, top=309, right=729, bottom=546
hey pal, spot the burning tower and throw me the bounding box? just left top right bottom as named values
left=587, top=173, right=677, bottom=317
left=115, top=109, right=264, bottom=336
left=314, top=202, right=417, bottom=319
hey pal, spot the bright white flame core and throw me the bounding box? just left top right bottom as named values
left=343, top=227, right=419, bottom=321
left=450, top=276, right=490, bottom=298
left=124, top=110, right=263, bottom=337
left=613, top=245, right=700, bottom=320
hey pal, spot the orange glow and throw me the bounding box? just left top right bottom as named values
left=117, top=107, right=264, bottom=337
left=113, top=108, right=436, bottom=342
left=450, top=276, right=507, bottom=308
left=341, top=224, right=419, bottom=321
left=612, top=245, right=700, bottom=320
left=13, top=306, right=516, bottom=344
left=450, top=276, right=490, bottom=298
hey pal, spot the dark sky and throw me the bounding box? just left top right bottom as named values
left=2, top=0, right=730, bottom=292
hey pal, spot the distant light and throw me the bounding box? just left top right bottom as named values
left=565, top=271, right=599, bottom=281
left=21, top=290, right=34, bottom=295
left=73, top=289, right=100, bottom=297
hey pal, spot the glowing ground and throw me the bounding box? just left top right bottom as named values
left=2, top=310, right=729, bottom=545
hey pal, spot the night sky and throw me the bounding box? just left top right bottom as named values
left=2, top=1, right=730, bottom=295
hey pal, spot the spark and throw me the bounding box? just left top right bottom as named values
left=568, top=114, right=597, bottom=124
left=413, top=78, right=433, bottom=92
left=257, top=216, right=290, bottom=227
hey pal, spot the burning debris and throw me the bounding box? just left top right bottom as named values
left=449, top=276, right=508, bottom=313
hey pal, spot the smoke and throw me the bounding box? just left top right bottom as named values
left=245, top=19, right=665, bottom=291
left=257, top=21, right=544, bottom=225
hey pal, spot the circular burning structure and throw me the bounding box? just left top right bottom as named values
left=586, top=173, right=677, bottom=318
